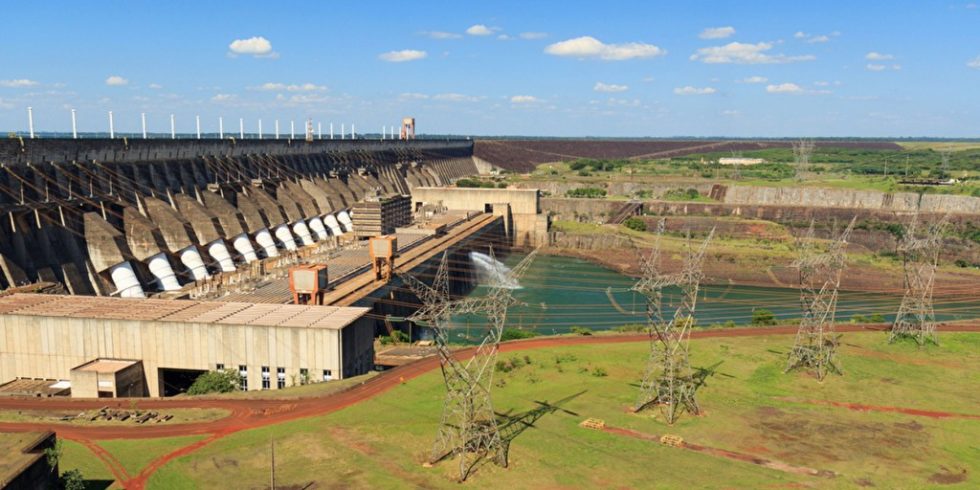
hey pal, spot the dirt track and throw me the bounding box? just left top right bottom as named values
left=1, top=323, right=977, bottom=488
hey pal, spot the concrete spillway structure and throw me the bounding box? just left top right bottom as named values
left=0, top=138, right=478, bottom=295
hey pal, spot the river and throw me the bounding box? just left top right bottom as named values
left=445, top=254, right=979, bottom=343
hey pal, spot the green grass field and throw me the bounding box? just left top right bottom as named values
left=54, top=331, right=978, bottom=489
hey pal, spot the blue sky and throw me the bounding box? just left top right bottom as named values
left=1, top=1, right=979, bottom=137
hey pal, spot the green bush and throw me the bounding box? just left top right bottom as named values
left=380, top=330, right=410, bottom=345
left=565, top=187, right=607, bottom=198
left=570, top=326, right=594, bottom=336
left=187, top=369, right=240, bottom=395
left=456, top=178, right=496, bottom=188
left=501, top=328, right=538, bottom=341
left=623, top=217, right=647, bottom=232
left=61, top=469, right=86, bottom=490
left=591, top=367, right=608, bottom=377
left=662, top=188, right=702, bottom=201
left=751, top=308, right=777, bottom=326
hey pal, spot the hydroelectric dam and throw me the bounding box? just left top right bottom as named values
left=0, top=137, right=548, bottom=397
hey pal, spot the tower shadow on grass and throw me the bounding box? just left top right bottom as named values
left=428, top=391, right=586, bottom=480
left=495, top=391, right=586, bottom=468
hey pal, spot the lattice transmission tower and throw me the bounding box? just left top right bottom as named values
left=631, top=224, right=714, bottom=424
left=401, top=247, right=538, bottom=481
left=890, top=212, right=948, bottom=345
left=793, top=138, right=815, bottom=181
left=786, top=218, right=856, bottom=380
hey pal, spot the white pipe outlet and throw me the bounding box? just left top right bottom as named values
left=308, top=217, right=328, bottom=240
left=324, top=214, right=343, bottom=236
left=179, top=245, right=211, bottom=281
left=146, top=253, right=181, bottom=291
left=232, top=233, right=259, bottom=263
left=274, top=224, right=298, bottom=251
left=207, top=240, right=237, bottom=273
left=292, top=221, right=314, bottom=246
left=109, top=261, right=147, bottom=298
left=255, top=228, right=279, bottom=257
left=337, top=210, right=353, bottom=233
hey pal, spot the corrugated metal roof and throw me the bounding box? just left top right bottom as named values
left=0, top=294, right=368, bottom=330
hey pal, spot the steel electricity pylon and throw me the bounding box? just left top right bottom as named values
left=786, top=217, right=856, bottom=380
left=890, top=212, right=948, bottom=345
left=631, top=223, right=714, bottom=424
left=793, top=138, right=814, bottom=181
left=401, top=247, right=538, bottom=481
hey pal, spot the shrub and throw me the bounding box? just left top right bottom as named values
left=379, top=330, right=409, bottom=345
left=868, top=313, right=886, bottom=323
left=663, top=188, right=701, bottom=201
left=187, top=369, right=240, bottom=395
left=501, top=328, right=537, bottom=341
left=565, top=187, right=607, bottom=199
left=61, top=469, right=86, bottom=490
left=455, top=178, right=496, bottom=188
left=591, top=367, right=608, bottom=377
left=623, top=217, right=647, bottom=232
left=570, top=326, right=594, bottom=336
left=751, top=308, right=777, bottom=326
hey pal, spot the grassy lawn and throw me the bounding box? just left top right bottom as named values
left=98, top=435, right=206, bottom=477
left=59, top=439, right=118, bottom=489
left=0, top=407, right=228, bottom=426
left=142, top=332, right=980, bottom=489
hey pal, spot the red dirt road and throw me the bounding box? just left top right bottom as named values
left=1, top=323, right=977, bottom=488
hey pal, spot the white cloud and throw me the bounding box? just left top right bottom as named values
left=594, top=82, right=629, bottom=93
left=673, top=86, right=716, bottom=95
left=0, top=97, right=13, bottom=109
left=699, top=26, right=735, bottom=39
left=399, top=92, right=429, bottom=100
left=497, top=34, right=512, bottom=40
left=148, top=83, right=163, bottom=89
left=432, top=93, right=483, bottom=102
left=766, top=83, right=803, bottom=93
left=0, top=79, right=39, bottom=88
left=545, top=36, right=665, bottom=60
left=967, top=56, right=980, bottom=68
left=105, top=75, right=129, bottom=86
left=738, top=76, right=768, bottom=84
left=866, top=63, right=901, bottom=71
left=228, top=36, right=277, bottom=58
left=519, top=32, right=547, bottom=40
left=510, top=95, right=539, bottom=103
left=721, top=109, right=739, bottom=116
left=424, top=31, right=462, bottom=40
left=865, top=51, right=894, bottom=61
left=690, top=42, right=814, bottom=64
left=795, top=31, right=837, bottom=43
left=466, top=24, right=494, bottom=36
left=379, top=50, right=427, bottom=62
left=211, top=93, right=237, bottom=102
left=259, top=82, right=326, bottom=92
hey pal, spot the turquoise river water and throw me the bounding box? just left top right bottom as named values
left=446, top=254, right=979, bottom=343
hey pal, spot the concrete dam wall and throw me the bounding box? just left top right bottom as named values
left=0, top=138, right=478, bottom=296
